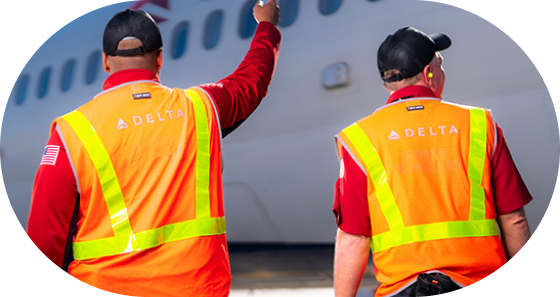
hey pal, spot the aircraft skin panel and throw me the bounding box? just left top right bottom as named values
left=1, top=0, right=556, bottom=245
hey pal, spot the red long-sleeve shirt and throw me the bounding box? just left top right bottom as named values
left=27, top=21, right=281, bottom=268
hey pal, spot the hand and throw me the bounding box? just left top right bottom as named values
left=253, top=0, right=280, bottom=26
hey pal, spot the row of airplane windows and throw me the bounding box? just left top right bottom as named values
left=12, top=0, right=381, bottom=106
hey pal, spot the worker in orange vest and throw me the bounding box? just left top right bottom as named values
left=333, top=27, right=532, bottom=296
left=27, top=1, right=280, bottom=296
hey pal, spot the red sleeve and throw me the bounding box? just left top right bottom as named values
left=199, top=21, right=281, bottom=137
left=27, top=129, right=78, bottom=268
left=491, top=125, right=533, bottom=214
left=333, top=145, right=372, bottom=237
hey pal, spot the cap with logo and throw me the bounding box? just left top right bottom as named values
left=377, top=27, right=452, bottom=82
left=103, top=9, right=163, bottom=57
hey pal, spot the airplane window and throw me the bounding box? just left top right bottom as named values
left=14, top=74, right=30, bottom=105
left=279, top=0, right=299, bottom=27
left=171, top=21, right=190, bottom=59
left=60, top=59, right=76, bottom=92
left=239, top=0, right=257, bottom=39
left=319, top=0, right=343, bottom=16
left=204, top=10, right=224, bottom=50
left=37, top=67, right=52, bottom=99
left=85, top=51, right=101, bottom=85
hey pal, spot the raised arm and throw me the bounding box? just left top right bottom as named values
left=199, top=0, right=281, bottom=137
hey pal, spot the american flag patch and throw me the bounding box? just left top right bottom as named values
left=40, top=145, right=60, bottom=166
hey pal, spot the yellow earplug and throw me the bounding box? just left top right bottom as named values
left=428, top=72, right=433, bottom=78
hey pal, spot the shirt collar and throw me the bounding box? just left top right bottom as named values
left=103, top=68, right=160, bottom=90
left=386, top=85, right=438, bottom=104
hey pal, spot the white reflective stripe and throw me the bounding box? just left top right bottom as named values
left=335, top=136, right=367, bottom=177
left=488, top=109, right=498, bottom=160
left=194, top=86, right=223, bottom=140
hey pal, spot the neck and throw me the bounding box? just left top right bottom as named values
left=389, top=81, right=431, bottom=95
left=386, top=85, right=438, bottom=104
left=102, top=68, right=161, bottom=90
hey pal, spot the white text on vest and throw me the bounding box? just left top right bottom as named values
left=118, top=109, right=186, bottom=129
left=389, top=125, right=459, bottom=140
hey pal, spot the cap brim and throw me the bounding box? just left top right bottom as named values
left=430, top=32, right=452, bottom=51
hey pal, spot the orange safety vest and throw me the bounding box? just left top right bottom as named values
left=336, top=98, right=507, bottom=296
left=52, top=82, right=229, bottom=297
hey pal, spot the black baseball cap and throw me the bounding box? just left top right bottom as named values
left=103, top=9, right=163, bottom=57
left=378, top=27, right=452, bottom=82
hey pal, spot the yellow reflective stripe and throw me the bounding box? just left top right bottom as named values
left=61, top=110, right=132, bottom=236
left=73, top=217, right=226, bottom=260
left=468, top=108, right=487, bottom=221
left=185, top=88, right=211, bottom=219
left=342, top=123, right=405, bottom=230
left=371, top=219, right=499, bottom=253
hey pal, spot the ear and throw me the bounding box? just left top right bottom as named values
left=102, top=53, right=111, bottom=73
left=422, top=65, right=432, bottom=83
left=422, top=65, right=437, bottom=89
left=156, top=49, right=163, bottom=71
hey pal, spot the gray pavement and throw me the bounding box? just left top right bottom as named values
left=229, top=245, right=379, bottom=294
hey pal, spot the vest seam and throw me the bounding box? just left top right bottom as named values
left=56, top=124, right=81, bottom=195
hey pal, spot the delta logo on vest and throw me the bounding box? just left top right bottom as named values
left=388, top=125, right=459, bottom=140
left=117, top=109, right=186, bottom=130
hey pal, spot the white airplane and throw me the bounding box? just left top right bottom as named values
left=1, top=0, right=557, bottom=247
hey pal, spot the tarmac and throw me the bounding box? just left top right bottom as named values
left=228, top=245, right=379, bottom=296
